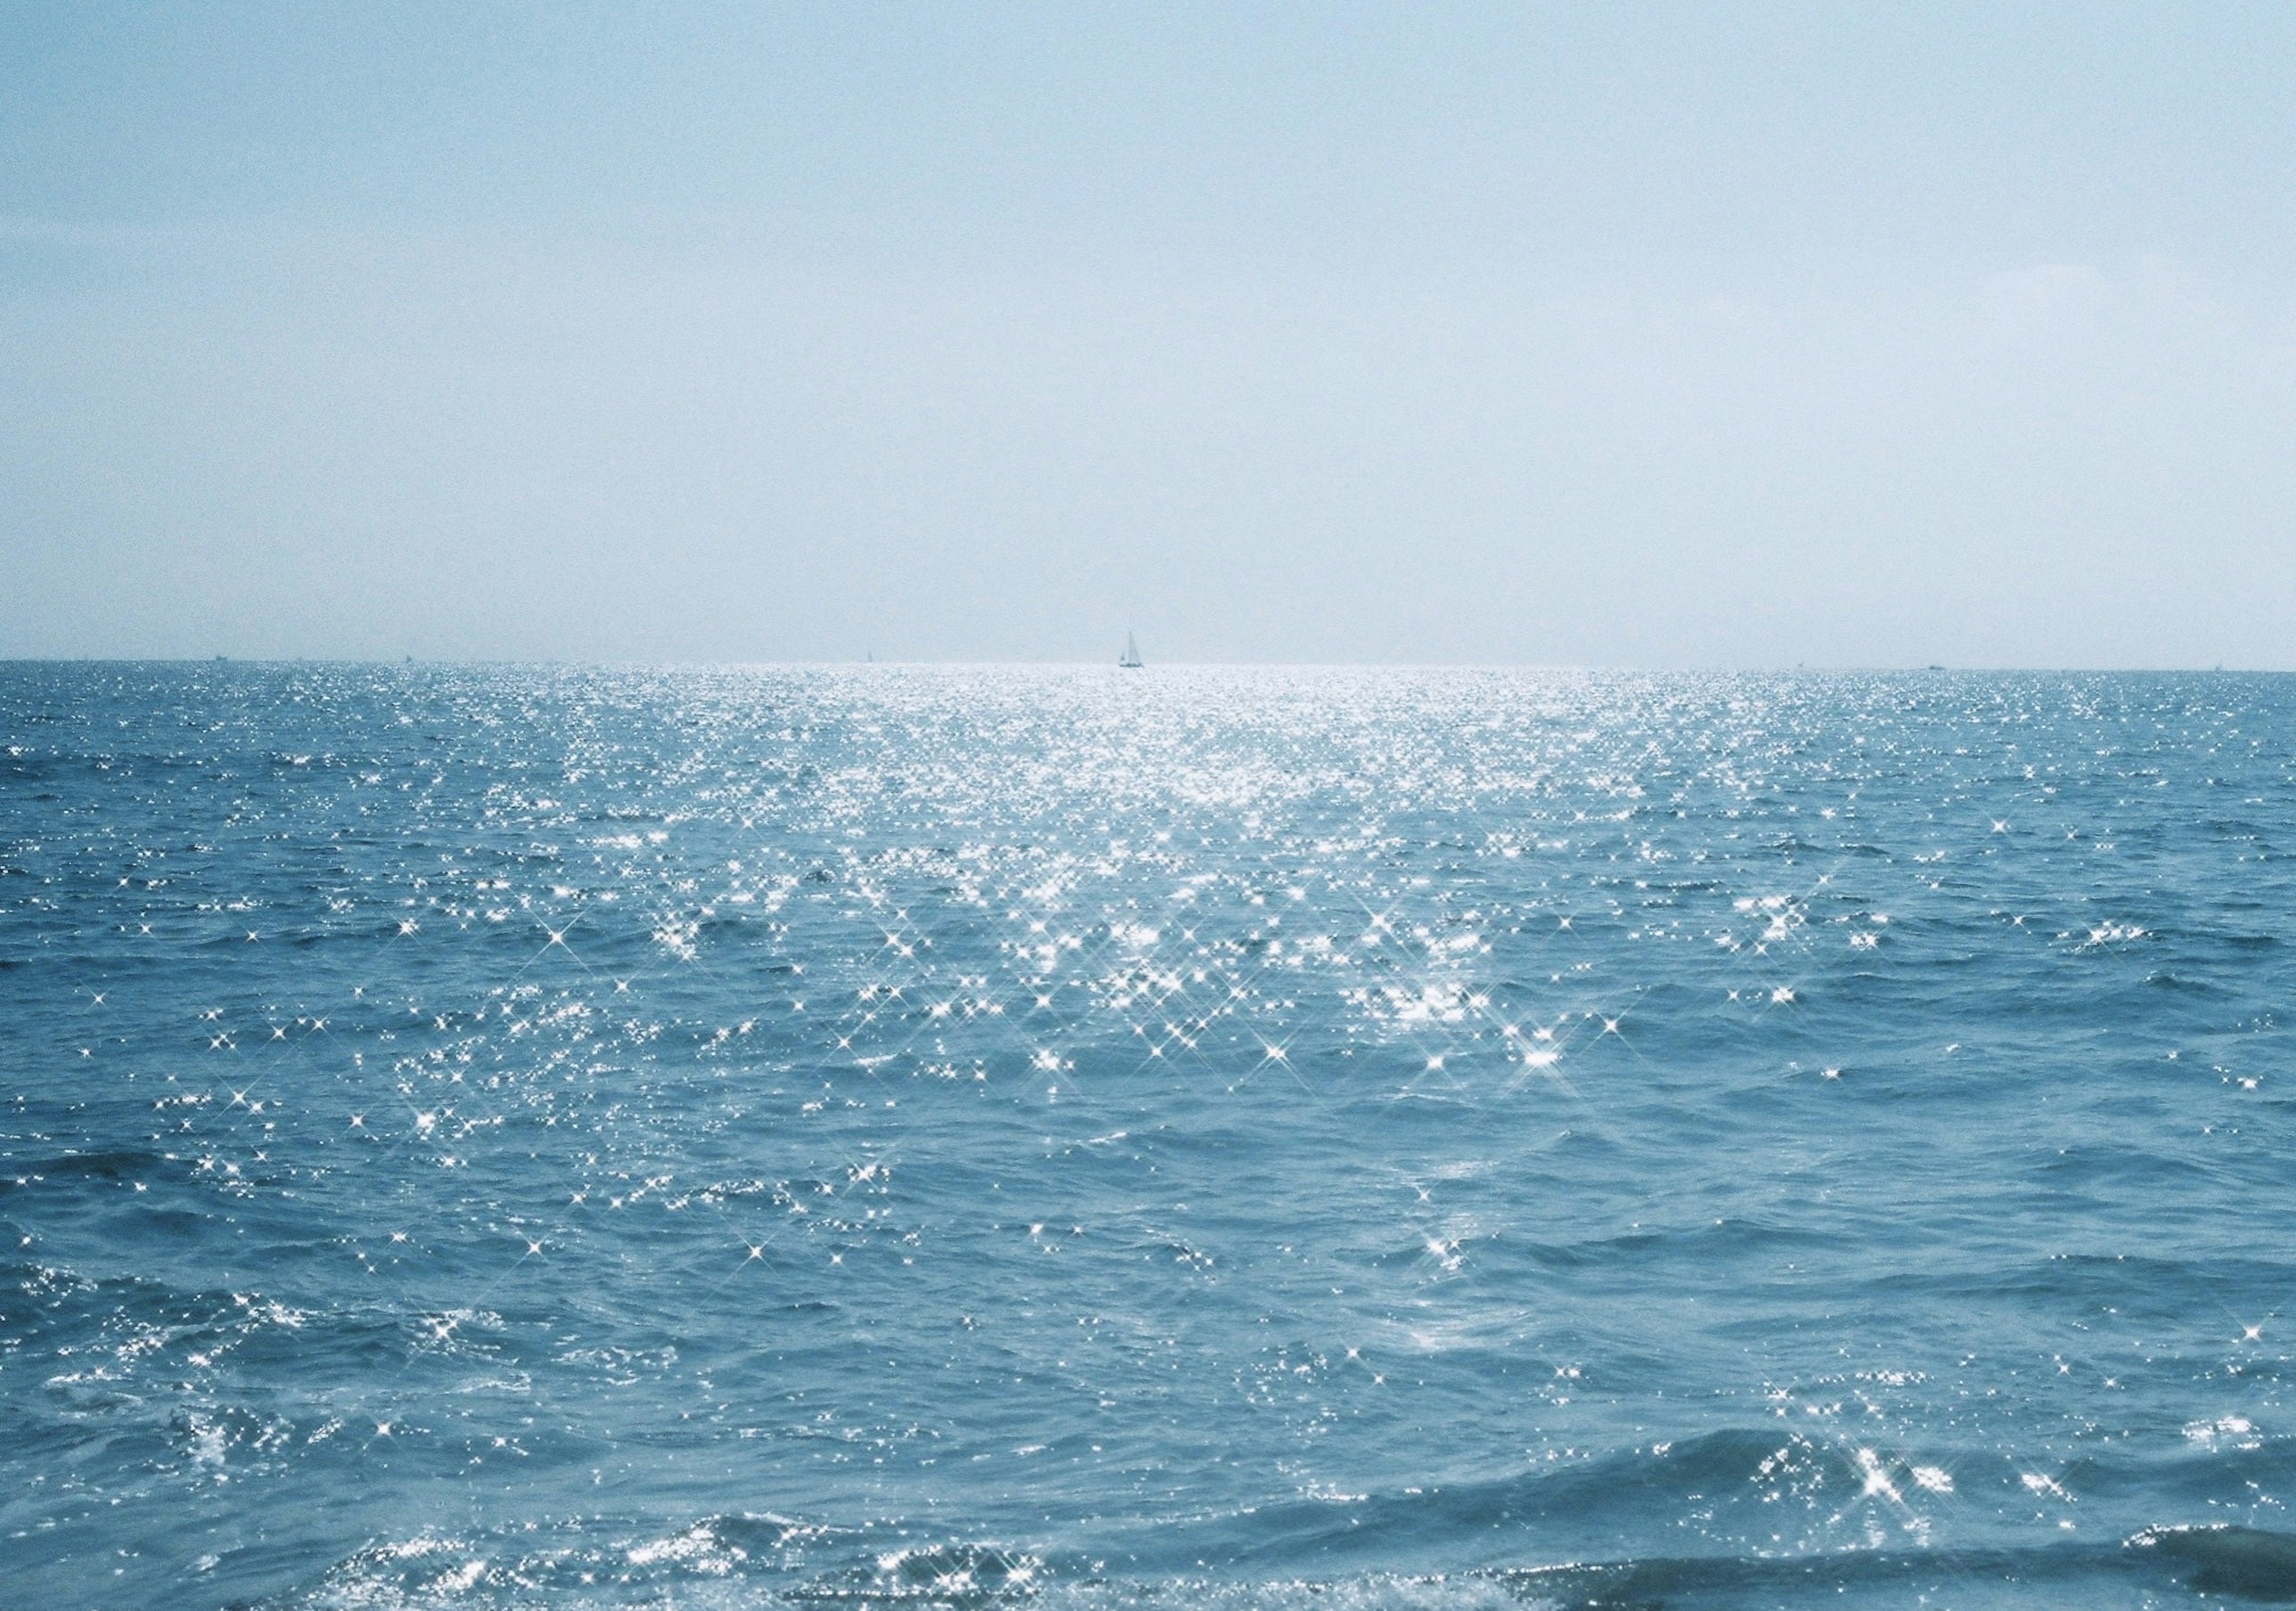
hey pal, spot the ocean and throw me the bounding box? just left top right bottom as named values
left=4, top=663, right=2293, bottom=1609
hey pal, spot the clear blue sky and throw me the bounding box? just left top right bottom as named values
left=5, top=2, right=2294, bottom=664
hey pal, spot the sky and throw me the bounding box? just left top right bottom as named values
left=4, top=1, right=2295, bottom=667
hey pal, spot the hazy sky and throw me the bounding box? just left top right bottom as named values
left=5, top=2, right=2295, bottom=666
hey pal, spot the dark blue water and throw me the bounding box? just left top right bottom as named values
left=5, top=664, right=2295, bottom=1609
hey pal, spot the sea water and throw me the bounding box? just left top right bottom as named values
left=4, top=663, right=2294, bottom=1610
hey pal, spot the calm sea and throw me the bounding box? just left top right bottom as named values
left=5, top=664, right=2294, bottom=1609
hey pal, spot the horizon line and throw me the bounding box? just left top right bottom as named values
left=0, top=656, right=2280, bottom=675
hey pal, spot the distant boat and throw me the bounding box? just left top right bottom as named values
left=1118, top=631, right=1143, bottom=669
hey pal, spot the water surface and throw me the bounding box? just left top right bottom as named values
left=4, top=664, right=2294, bottom=1608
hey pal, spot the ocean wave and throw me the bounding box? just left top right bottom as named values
left=262, top=1517, right=2296, bottom=1608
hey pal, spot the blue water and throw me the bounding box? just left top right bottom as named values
left=5, top=664, right=2295, bottom=1610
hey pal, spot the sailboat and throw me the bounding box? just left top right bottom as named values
left=1118, top=631, right=1143, bottom=669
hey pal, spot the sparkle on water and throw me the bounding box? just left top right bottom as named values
left=3, top=663, right=2294, bottom=1609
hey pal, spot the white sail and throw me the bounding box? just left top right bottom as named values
left=1119, top=631, right=1143, bottom=668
